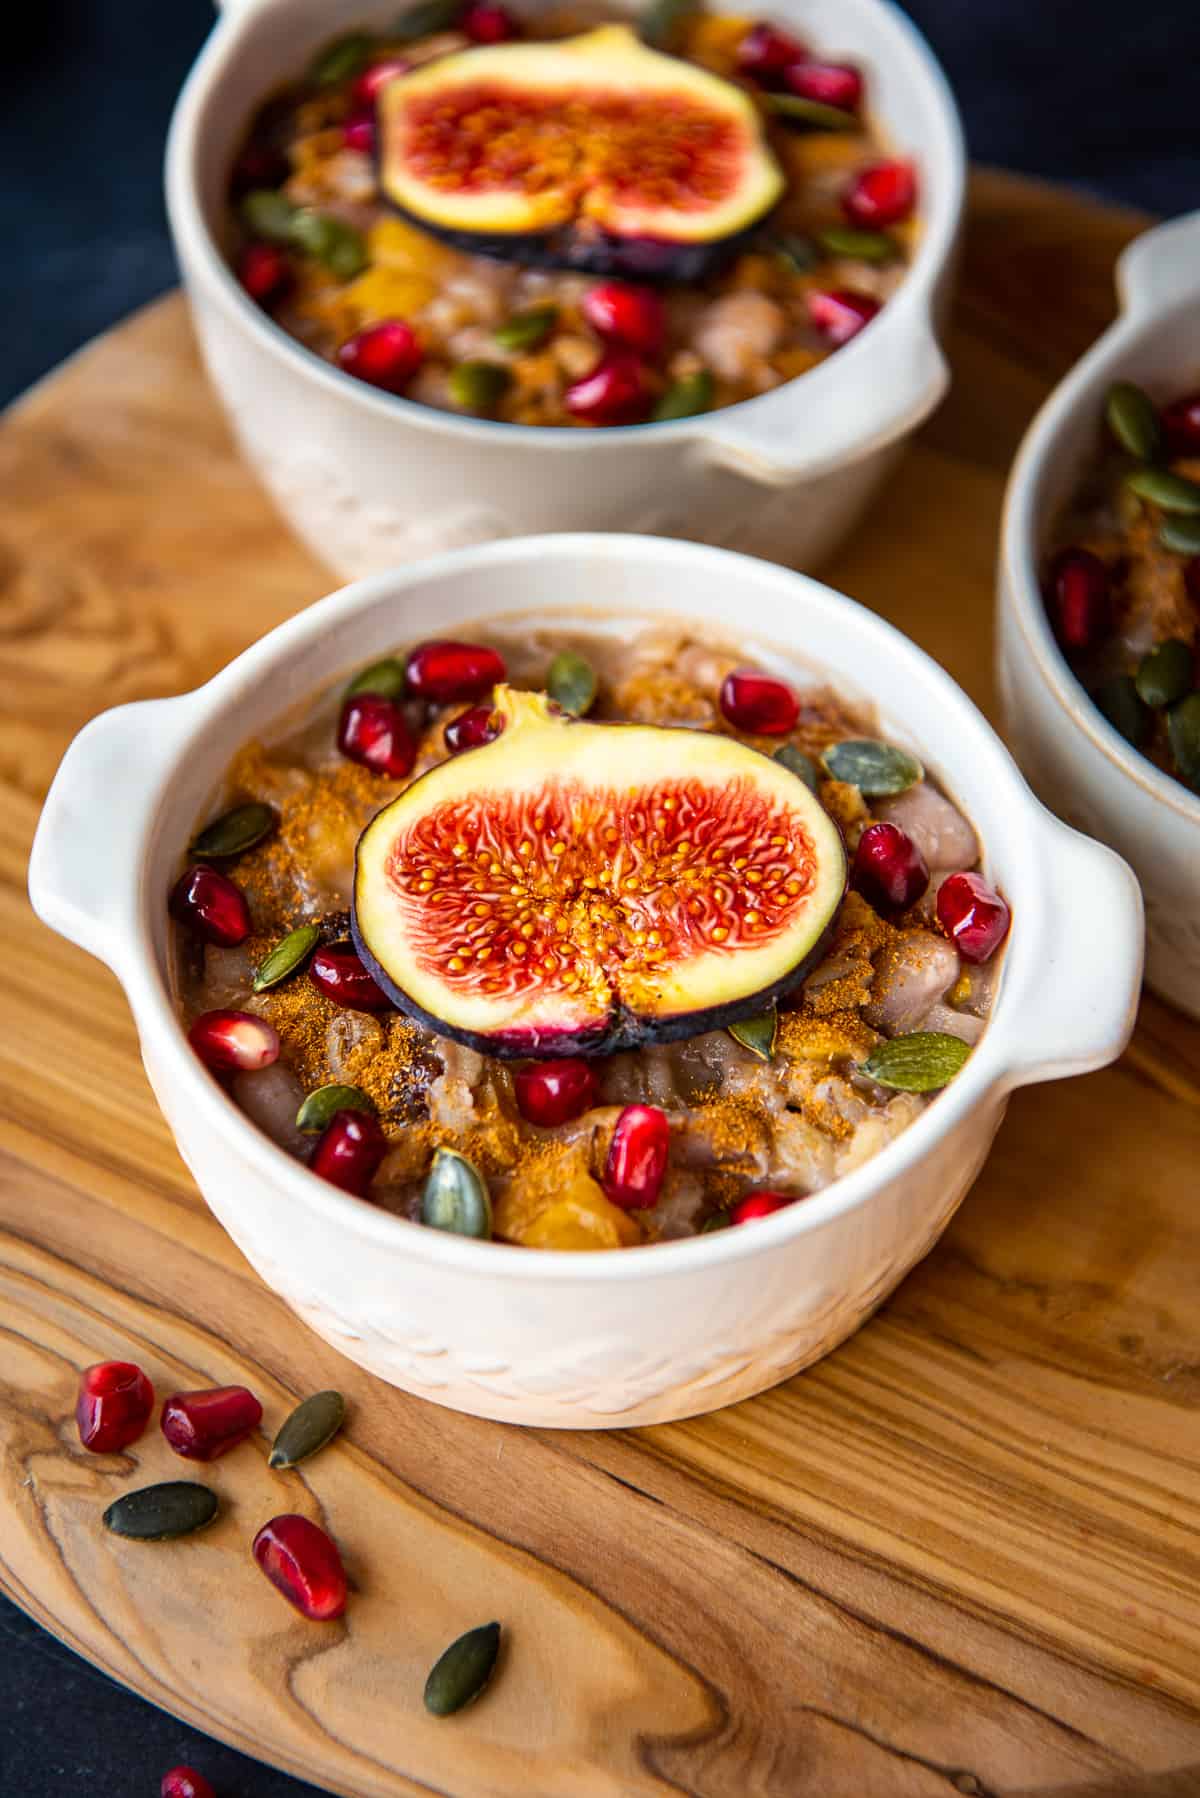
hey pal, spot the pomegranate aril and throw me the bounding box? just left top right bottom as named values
left=582, top=282, right=665, bottom=356
left=785, top=58, right=862, bottom=110
left=444, top=703, right=501, bottom=753
left=309, top=942, right=392, bottom=1012
left=253, top=1512, right=348, bottom=1620
left=807, top=287, right=881, bottom=346
left=76, top=1360, right=155, bottom=1454
left=514, top=1058, right=598, bottom=1127
left=351, top=56, right=411, bottom=107
left=729, top=1190, right=796, bottom=1225
left=311, top=1108, right=389, bottom=1196
left=719, top=670, right=800, bottom=735
left=189, top=1009, right=280, bottom=1073
left=564, top=353, right=651, bottom=424
left=936, top=870, right=1011, bottom=964
left=169, top=865, right=251, bottom=946
left=342, top=113, right=377, bottom=154
left=405, top=638, right=507, bottom=703
left=1162, top=390, right=1200, bottom=457
left=161, top=1385, right=263, bottom=1461
left=842, top=159, right=918, bottom=228
left=231, top=141, right=289, bottom=195
left=238, top=240, right=292, bottom=306
left=462, top=0, right=519, bottom=41
left=161, top=1769, right=216, bottom=1798
left=338, top=693, right=416, bottom=779
left=735, top=20, right=808, bottom=85
left=1046, top=548, right=1110, bottom=652
left=603, top=1104, right=669, bottom=1210
left=852, top=821, right=929, bottom=913
left=337, top=318, right=423, bottom=393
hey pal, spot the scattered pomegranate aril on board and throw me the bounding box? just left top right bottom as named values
left=237, top=240, right=292, bottom=306
left=336, top=319, right=423, bottom=393
left=514, top=1058, right=598, bottom=1127
left=253, top=1513, right=348, bottom=1620
left=564, top=353, right=651, bottom=424
left=161, top=1769, right=216, bottom=1798
left=351, top=56, right=412, bottom=107
left=603, top=1104, right=670, bottom=1209
left=784, top=59, right=862, bottom=110
left=842, top=160, right=917, bottom=228
left=75, top=1361, right=155, bottom=1454
left=168, top=866, right=251, bottom=946
left=729, top=1191, right=796, bottom=1225
left=309, top=943, right=393, bottom=1012
left=337, top=693, right=416, bottom=779
left=405, top=639, right=507, bottom=703
left=1161, top=390, right=1200, bottom=457
left=161, top=1385, right=264, bottom=1461
left=807, top=288, right=881, bottom=346
left=735, top=20, right=808, bottom=85
left=444, top=703, right=501, bottom=753
left=310, top=1108, right=389, bottom=1196
left=462, top=0, right=519, bottom=41
left=342, top=113, right=377, bottom=154
left=936, top=870, right=1011, bottom=963
left=582, top=282, right=665, bottom=356
left=1046, top=548, right=1110, bottom=652
left=188, top=1009, right=280, bottom=1072
left=719, top=670, right=800, bottom=735
left=852, top=821, right=930, bottom=913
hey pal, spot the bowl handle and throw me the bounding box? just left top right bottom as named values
left=1116, top=209, right=1200, bottom=321
left=695, top=314, right=948, bottom=487
left=28, top=698, right=192, bottom=980
left=998, top=811, right=1144, bottom=1091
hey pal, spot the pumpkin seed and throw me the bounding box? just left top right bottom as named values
left=817, top=226, right=899, bottom=263
left=190, top=802, right=276, bottom=861
left=700, top=1210, right=731, bottom=1232
left=268, top=1390, right=346, bottom=1469
left=1135, top=638, right=1193, bottom=709
left=424, top=1621, right=502, bottom=1716
left=422, top=1148, right=492, bottom=1238
left=640, top=0, right=699, bottom=48
left=395, top=0, right=464, bottom=41
left=727, top=1008, right=777, bottom=1061
left=1126, top=466, right=1200, bottom=514
left=295, top=1082, right=377, bottom=1133
left=344, top=656, right=407, bottom=700
left=1168, top=692, right=1200, bottom=790
left=767, top=93, right=860, bottom=131
left=821, top=738, right=923, bottom=795
left=774, top=742, right=818, bottom=791
left=653, top=370, right=714, bottom=422
left=253, top=922, right=322, bottom=992
left=494, top=306, right=557, bottom=352
left=861, top=1031, right=971, bottom=1093
left=289, top=211, right=367, bottom=280
left=449, top=360, right=511, bottom=414
left=309, top=32, right=373, bottom=87
left=241, top=189, right=297, bottom=245
left=103, top=1481, right=219, bottom=1541
left=546, top=649, right=597, bottom=716
left=769, top=233, right=820, bottom=275
left=1093, top=674, right=1150, bottom=747
left=1105, top=381, right=1162, bottom=462
left=1160, top=515, right=1200, bottom=555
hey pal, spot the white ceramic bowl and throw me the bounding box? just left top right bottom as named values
left=998, top=210, right=1200, bottom=1021
left=165, top=0, right=964, bottom=579
left=29, top=535, right=1142, bottom=1427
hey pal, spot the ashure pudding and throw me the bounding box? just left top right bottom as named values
left=171, top=623, right=1009, bottom=1252
left=1046, top=378, right=1200, bottom=793
left=227, top=3, right=917, bottom=424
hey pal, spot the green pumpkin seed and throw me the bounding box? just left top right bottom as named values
left=767, top=93, right=860, bottom=131
left=700, top=1210, right=731, bottom=1232
left=1136, top=638, right=1193, bottom=709
left=821, top=738, right=923, bottom=795
left=1093, top=674, right=1150, bottom=747
left=295, top=1083, right=377, bottom=1133
left=1105, top=381, right=1162, bottom=462
left=1160, top=515, right=1200, bottom=555
left=424, top=1621, right=502, bottom=1716
left=546, top=649, right=597, bottom=716
left=861, top=1031, right=971, bottom=1093
left=817, top=226, right=899, bottom=263
left=774, top=742, right=818, bottom=790
left=1126, top=466, right=1200, bottom=514
left=395, top=0, right=464, bottom=41
left=494, top=306, right=557, bottom=352
left=769, top=233, right=820, bottom=276
left=727, top=1008, right=777, bottom=1061
left=309, top=32, right=373, bottom=87
left=640, top=0, right=699, bottom=47
left=422, top=1148, right=492, bottom=1239
left=252, top=922, right=322, bottom=992
left=1168, top=692, right=1200, bottom=790
left=103, top=1481, right=219, bottom=1541
left=190, top=802, right=276, bottom=861
left=241, top=189, right=297, bottom=245
left=289, top=211, right=368, bottom=279
left=344, top=657, right=407, bottom=700
left=268, top=1390, right=346, bottom=1469
left=449, top=360, right=511, bottom=414
left=653, top=370, right=714, bottom=422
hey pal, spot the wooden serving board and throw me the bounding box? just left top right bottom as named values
left=3, top=170, right=1200, bottom=1798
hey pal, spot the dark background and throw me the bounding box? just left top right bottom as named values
left=1, top=2, right=1197, bottom=1793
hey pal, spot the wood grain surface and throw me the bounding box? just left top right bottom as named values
left=4, top=170, right=1200, bottom=1798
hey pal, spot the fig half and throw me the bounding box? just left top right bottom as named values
left=353, top=686, right=846, bottom=1057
